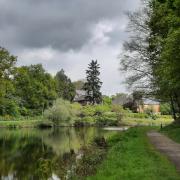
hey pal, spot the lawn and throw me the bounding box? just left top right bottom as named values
left=0, top=116, right=52, bottom=128
left=87, top=127, right=180, bottom=180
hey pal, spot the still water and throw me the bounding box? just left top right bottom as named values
left=0, top=127, right=117, bottom=180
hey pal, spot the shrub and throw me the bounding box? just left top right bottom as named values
left=95, top=116, right=118, bottom=126
left=44, top=98, right=76, bottom=125
left=0, top=99, right=19, bottom=117
left=81, top=105, right=96, bottom=116
left=160, top=103, right=172, bottom=115
left=111, top=104, right=125, bottom=113
left=94, top=105, right=110, bottom=116
left=71, top=102, right=82, bottom=116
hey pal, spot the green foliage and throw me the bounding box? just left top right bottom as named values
left=161, top=124, right=180, bottom=143
left=102, top=96, right=112, bottom=106
left=94, top=104, right=111, bottom=115
left=95, top=116, right=118, bottom=126
left=148, top=0, right=180, bottom=119
left=55, top=69, right=75, bottom=101
left=73, top=80, right=85, bottom=90
left=0, top=99, right=19, bottom=117
left=120, top=0, right=180, bottom=119
left=81, top=105, right=96, bottom=117
left=0, top=47, right=17, bottom=116
left=160, top=103, right=172, bottom=115
left=111, top=104, right=125, bottom=113
left=83, top=60, right=102, bottom=104
left=44, top=98, right=76, bottom=125
left=14, top=64, right=57, bottom=115
left=124, top=112, right=148, bottom=119
left=80, top=116, right=95, bottom=124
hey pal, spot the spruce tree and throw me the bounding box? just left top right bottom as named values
left=83, top=60, right=102, bottom=104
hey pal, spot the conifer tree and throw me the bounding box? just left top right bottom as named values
left=83, top=60, right=102, bottom=104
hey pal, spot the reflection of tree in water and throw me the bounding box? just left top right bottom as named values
left=0, top=128, right=114, bottom=179
left=0, top=137, right=55, bottom=179
left=0, top=136, right=80, bottom=180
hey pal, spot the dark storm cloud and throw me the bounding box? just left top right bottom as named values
left=0, top=0, right=139, bottom=51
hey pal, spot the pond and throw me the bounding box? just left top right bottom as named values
left=0, top=127, right=119, bottom=179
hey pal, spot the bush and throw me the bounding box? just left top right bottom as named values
left=111, top=104, right=125, bottom=113
left=44, top=98, right=76, bottom=125
left=71, top=102, right=82, bottom=116
left=74, top=116, right=95, bottom=127
left=160, top=103, right=172, bottom=115
left=94, top=105, right=110, bottom=116
left=81, top=105, right=96, bottom=117
left=0, top=99, right=19, bottom=117
left=95, top=116, right=118, bottom=126
left=81, top=104, right=111, bottom=117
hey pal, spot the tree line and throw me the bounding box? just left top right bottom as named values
left=0, top=47, right=103, bottom=117
left=0, top=47, right=76, bottom=116
left=120, top=0, right=180, bottom=120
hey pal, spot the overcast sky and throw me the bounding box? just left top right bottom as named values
left=0, top=0, right=140, bottom=95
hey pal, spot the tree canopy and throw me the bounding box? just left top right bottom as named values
left=120, top=0, right=180, bottom=120
left=55, top=69, right=75, bottom=102
left=83, top=60, right=102, bottom=104
left=14, top=64, right=57, bottom=115
left=0, top=47, right=18, bottom=116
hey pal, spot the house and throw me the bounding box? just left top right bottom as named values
left=73, top=90, right=89, bottom=105
left=112, top=94, right=133, bottom=106
left=137, top=99, right=160, bottom=114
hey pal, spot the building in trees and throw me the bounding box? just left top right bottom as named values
left=137, top=99, right=160, bottom=114
left=73, top=90, right=89, bottom=105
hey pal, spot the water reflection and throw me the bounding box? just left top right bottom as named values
left=0, top=127, right=116, bottom=179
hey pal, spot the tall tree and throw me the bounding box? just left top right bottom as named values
left=55, top=69, right=75, bottom=101
left=0, top=47, right=18, bottom=116
left=148, top=0, right=180, bottom=120
left=14, top=64, right=57, bottom=115
left=120, top=0, right=180, bottom=120
left=120, top=5, right=152, bottom=93
left=83, top=60, right=102, bottom=104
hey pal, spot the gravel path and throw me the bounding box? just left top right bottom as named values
left=147, top=131, right=180, bottom=173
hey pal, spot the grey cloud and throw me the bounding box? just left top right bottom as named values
left=0, top=0, right=140, bottom=51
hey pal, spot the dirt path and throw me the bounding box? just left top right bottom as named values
left=147, top=131, right=180, bottom=173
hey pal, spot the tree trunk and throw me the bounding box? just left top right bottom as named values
left=170, top=95, right=177, bottom=121
left=174, top=92, right=180, bottom=116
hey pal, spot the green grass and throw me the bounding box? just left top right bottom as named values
left=121, top=115, right=173, bottom=126
left=122, top=117, right=173, bottom=126
left=161, top=123, right=180, bottom=143
left=87, top=127, right=180, bottom=180
left=0, top=118, right=52, bottom=128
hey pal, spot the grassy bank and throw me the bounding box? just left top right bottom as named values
left=122, top=114, right=173, bottom=126
left=0, top=114, right=173, bottom=128
left=0, top=116, right=53, bottom=128
left=161, top=123, right=180, bottom=143
left=87, top=127, right=180, bottom=180
left=77, top=113, right=173, bottom=127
